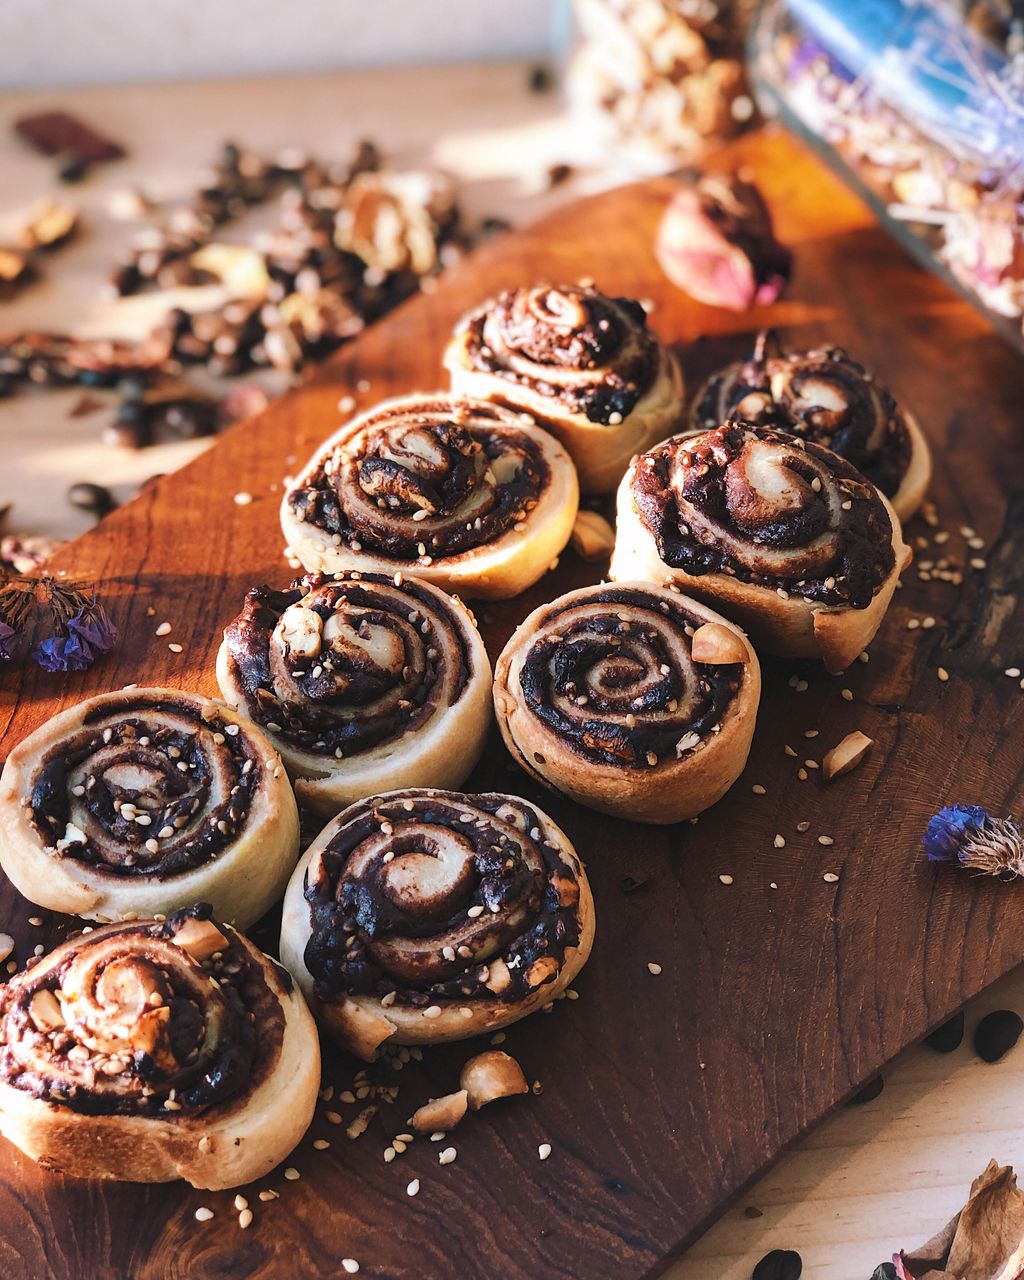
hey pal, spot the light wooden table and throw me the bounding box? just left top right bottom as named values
left=2, top=60, right=1021, bottom=1279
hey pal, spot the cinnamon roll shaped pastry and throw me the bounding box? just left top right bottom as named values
left=444, top=283, right=684, bottom=493
left=494, top=582, right=760, bottom=824
left=0, top=905, right=320, bottom=1189
left=690, top=333, right=931, bottom=521
left=610, top=422, right=911, bottom=672
left=0, top=688, right=300, bottom=929
left=280, top=789, right=594, bottom=1059
left=216, top=571, right=492, bottom=817
left=281, top=393, right=578, bottom=600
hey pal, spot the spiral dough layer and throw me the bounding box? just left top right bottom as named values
left=0, top=905, right=320, bottom=1188
left=0, top=688, right=300, bottom=928
left=494, top=582, right=760, bottom=823
left=445, top=282, right=684, bottom=493
left=281, top=393, right=579, bottom=599
left=279, top=789, right=595, bottom=1058
left=610, top=421, right=911, bottom=671
left=691, top=336, right=930, bottom=520
left=216, top=571, right=492, bottom=816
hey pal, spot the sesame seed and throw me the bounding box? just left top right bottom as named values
left=406, top=1179, right=420, bottom=1196
left=937, top=667, right=950, bottom=682
left=773, top=834, right=785, bottom=849
left=823, top=872, right=840, bottom=883
left=167, top=642, right=183, bottom=654
left=841, top=689, right=854, bottom=701
left=970, top=558, right=986, bottom=571
left=770, top=882, right=778, bottom=890
left=818, top=835, right=834, bottom=846
left=423, top=1006, right=442, bottom=1019
left=467, top=905, right=484, bottom=918
left=258, top=1190, right=278, bottom=1202
left=234, top=1195, right=248, bottom=1211
left=647, top=962, right=662, bottom=975
left=284, top=1167, right=300, bottom=1181
left=719, top=874, right=734, bottom=885
left=233, top=492, right=253, bottom=505
left=155, top=622, right=172, bottom=636
left=796, top=821, right=811, bottom=832
left=784, top=744, right=797, bottom=757
left=195, top=1207, right=214, bottom=1222
left=751, top=784, right=766, bottom=795
left=313, top=1139, right=330, bottom=1151
left=538, top=1143, right=552, bottom=1161
left=438, top=1147, right=457, bottom=1165
left=27, top=917, right=42, bottom=927
left=906, top=618, right=920, bottom=631
left=490, top=1031, right=506, bottom=1045
left=238, top=1209, right=253, bottom=1229
left=342, top=1262, right=360, bottom=1275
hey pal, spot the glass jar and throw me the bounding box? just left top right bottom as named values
left=749, top=0, right=1024, bottom=355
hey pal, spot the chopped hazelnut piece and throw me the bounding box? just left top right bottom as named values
left=570, top=511, right=615, bottom=562
left=690, top=622, right=749, bottom=666
left=173, top=917, right=229, bottom=962
left=460, top=1050, right=529, bottom=1111
left=29, top=989, right=65, bottom=1032
left=525, top=956, right=560, bottom=989
left=410, top=1089, right=469, bottom=1134
left=822, top=731, right=874, bottom=781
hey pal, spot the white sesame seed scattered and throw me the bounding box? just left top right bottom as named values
left=438, top=1147, right=457, bottom=1165
left=719, top=874, right=734, bottom=886
left=155, top=622, right=172, bottom=636
left=258, top=1190, right=278, bottom=1202
left=970, top=558, right=986, bottom=571
left=342, top=1261, right=360, bottom=1275
left=647, top=962, right=662, bottom=975
left=233, top=492, right=254, bottom=506
left=27, top=917, right=42, bottom=927
left=773, top=834, right=785, bottom=849
left=751, top=784, right=766, bottom=795
left=490, top=1031, right=506, bottom=1045
left=1005, top=667, right=1021, bottom=678
left=818, top=835, right=835, bottom=846
left=167, top=643, right=183, bottom=654
left=234, top=1194, right=248, bottom=1212
left=284, top=1167, right=300, bottom=1181
left=538, top=1143, right=552, bottom=1161
left=423, top=1006, right=442, bottom=1019
left=937, top=667, right=950, bottom=682
left=841, top=689, right=854, bottom=701
left=406, top=1179, right=420, bottom=1196
left=195, top=1207, right=214, bottom=1222
left=313, top=1139, right=330, bottom=1151
left=467, top=905, right=484, bottom=918
left=770, top=882, right=778, bottom=890
left=823, top=872, right=840, bottom=883
left=238, top=1209, right=253, bottom=1229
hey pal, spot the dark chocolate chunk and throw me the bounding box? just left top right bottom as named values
left=974, top=1009, right=1023, bottom=1063
left=924, top=1011, right=965, bottom=1053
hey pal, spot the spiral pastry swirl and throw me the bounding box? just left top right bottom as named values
left=0, top=905, right=320, bottom=1188
left=691, top=334, right=930, bottom=520
left=280, top=789, right=595, bottom=1058
left=610, top=422, right=911, bottom=671
left=216, top=571, right=492, bottom=816
left=445, top=283, right=684, bottom=493
left=0, top=688, right=300, bottom=928
left=495, top=583, right=760, bottom=824
left=281, top=393, right=579, bottom=599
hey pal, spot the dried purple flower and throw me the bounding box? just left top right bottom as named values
left=33, top=631, right=94, bottom=673
left=924, top=804, right=1024, bottom=879
left=0, top=621, right=19, bottom=662
left=67, top=600, right=117, bottom=655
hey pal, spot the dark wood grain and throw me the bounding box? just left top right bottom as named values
left=1, top=127, right=1023, bottom=1280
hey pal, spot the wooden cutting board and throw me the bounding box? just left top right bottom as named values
left=1, top=127, right=1023, bottom=1280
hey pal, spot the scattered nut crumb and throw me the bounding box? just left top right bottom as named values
left=822, top=731, right=874, bottom=781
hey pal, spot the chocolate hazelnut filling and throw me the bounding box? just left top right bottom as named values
left=288, top=399, right=549, bottom=560
left=517, top=586, right=741, bottom=767
left=27, top=696, right=261, bottom=879
left=303, top=792, right=581, bottom=1009
left=223, top=571, right=473, bottom=757
left=459, top=283, right=660, bottom=423
left=631, top=422, right=896, bottom=608
left=0, top=904, right=286, bottom=1117
left=693, top=336, right=911, bottom=498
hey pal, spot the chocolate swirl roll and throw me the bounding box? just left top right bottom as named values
left=281, top=393, right=579, bottom=600
left=0, top=904, right=320, bottom=1188
left=690, top=333, right=931, bottom=520
left=494, top=582, right=760, bottom=824
left=444, top=282, right=684, bottom=493
left=216, top=571, right=492, bottom=817
left=0, top=688, right=300, bottom=929
left=610, top=422, right=911, bottom=671
left=279, top=789, right=594, bottom=1059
